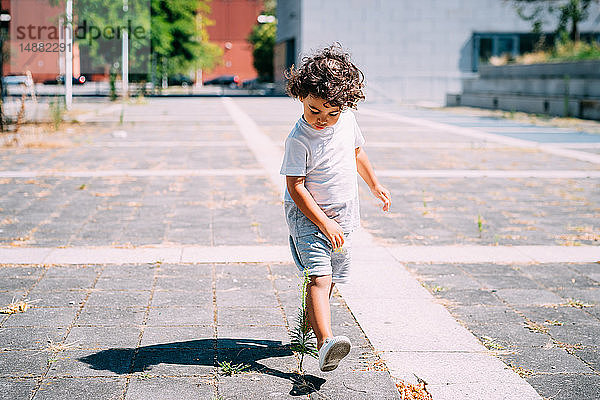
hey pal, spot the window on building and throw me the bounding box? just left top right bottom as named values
left=472, top=32, right=600, bottom=72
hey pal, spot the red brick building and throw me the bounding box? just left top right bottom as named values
left=203, top=0, right=263, bottom=83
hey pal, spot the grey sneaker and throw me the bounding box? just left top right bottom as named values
left=318, top=336, right=351, bottom=372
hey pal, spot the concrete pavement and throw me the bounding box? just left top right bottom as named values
left=1, top=96, right=599, bottom=399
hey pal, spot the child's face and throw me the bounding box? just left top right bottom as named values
left=301, top=95, right=341, bottom=130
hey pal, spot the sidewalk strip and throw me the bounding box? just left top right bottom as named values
left=222, top=97, right=285, bottom=188
left=360, top=107, right=600, bottom=165
left=1, top=168, right=597, bottom=179
left=377, top=169, right=600, bottom=178
left=219, top=99, right=546, bottom=399
left=0, top=169, right=264, bottom=178
left=1, top=245, right=596, bottom=265
left=90, top=141, right=247, bottom=148
left=365, top=141, right=507, bottom=149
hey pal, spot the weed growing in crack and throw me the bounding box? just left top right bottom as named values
left=289, top=269, right=318, bottom=374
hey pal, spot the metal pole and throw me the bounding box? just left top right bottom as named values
left=122, top=30, right=128, bottom=97
left=122, top=1, right=128, bottom=98
left=65, top=0, right=73, bottom=110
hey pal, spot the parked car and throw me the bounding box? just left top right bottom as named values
left=203, top=75, right=240, bottom=88
left=44, top=75, right=86, bottom=85
left=242, top=78, right=259, bottom=89
left=168, top=74, right=194, bottom=87
left=2, top=75, right=33, bottom=87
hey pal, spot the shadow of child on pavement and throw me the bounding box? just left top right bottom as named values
left=78, top=338, right=325, bottom=396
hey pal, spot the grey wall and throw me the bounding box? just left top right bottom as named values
left=276, top=0, right=600, bottom=104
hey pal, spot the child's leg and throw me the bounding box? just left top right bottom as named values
left=303, top=282, right=336, bottom=332
left=306, top=274, right=334, bottom=349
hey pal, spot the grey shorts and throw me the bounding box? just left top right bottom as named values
left=285, top=202, right=353, bottom=284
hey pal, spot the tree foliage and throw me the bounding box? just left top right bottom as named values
left=50, top=0, right=222, bottom=78
left=511, top=0, right=599, bottom=42
left=151, top=0, right=221, bottom=76
left=248, top=0, right=276, bottom=82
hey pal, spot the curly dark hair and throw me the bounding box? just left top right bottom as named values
left=285, top=43, right=365, bottom=110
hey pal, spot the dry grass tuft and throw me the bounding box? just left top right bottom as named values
left=0, top=298, right=39, bottom=314
left=395, top=377, right=433, bottom=400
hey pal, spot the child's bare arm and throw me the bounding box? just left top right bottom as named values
left=355, top=147, right=391, bottom=211
left=286, top=176, right=345, bottom=249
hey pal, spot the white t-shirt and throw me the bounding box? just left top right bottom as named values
left=280, top=108, right=365, bottom=232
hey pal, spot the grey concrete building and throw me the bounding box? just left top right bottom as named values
left=275, top=0, right=600, bottom=104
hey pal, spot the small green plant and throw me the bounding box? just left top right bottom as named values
left=509, top=363, right=533, bottom=378
left=481, top=336, right=506, bottom=351
left=290, top=269, right=318, bottom=373
left=78, top=184, right=87, bottom=190
left=422, top=283, right=445, bottom=294
left=137, top=371, right=151, bottom=380
left=565, top=299, right=593, bottom=308
left=109, top=72, right=118, bottom=101
left=218, top=360, right=250, bottom=376
left=525, top=320, right=549, bottom=334
left=119, top=105, right=125, bottom=125
left=477, top=214, right=484, bottom=237
left=49, top=96, right=65, bottom=131
left=46, top=355, right=59, bottom=367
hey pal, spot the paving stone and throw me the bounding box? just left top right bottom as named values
left=0, top=277, right=39, bottom=291
left=34, top=277, right=97, bottom=291
left=155, top=263, right=212, bottom=278
left=500, top=347, right=592, bottom=374
left=519, top=264, right=600, bottom=289
left=472, top=274, right=540, bottom=290
left=66, top=326, right=142, bottom=350
left=0, top=266, right=45, bottom=278
left=0, top=378, right=37, bottom=400
left=146, top=306, right=213, bottom=326
left=572, top=347, right=600, bottom=372
left=217, top=325, right=290, bottom=344
left=437, top=288, right=505, bottom=306
left=547, top=322, right=600, bottom=347
left=459, top=263, right=522, bottom=276
left=215, top=263, right=271, bottom=278
left=76, top=306, right=146, bottom=326
left=43, top=266, right=100, bottom=279
left=85, top=290, right=151, bottom=307
left=216, top=290, right=279, bottom=308
left=131, top=348, right=216, bottom=375
left=33, top=377, right=126, bottom=400
left=494, top=288, right=564, bottom=306
left=94, top=276, right=154, bottom=291
left=420, top=273, right=482, bottom=290
left=516, top=305, right=600, bottom=327
left=552, top=288, right=600, bottom=304
left=3, top=306, right=78, bottom=327
left=217, top=306, right=284, bottom=327
left=140, top=327, right=214, bottom=348
left=47, top=349, right=133, bottom=377
left=150, top=290, right=213, bottom=307
left=154, top=276, right=211, bottom=291
left=125, top=377, right=215, bottom=400
left=26, top=290, right=88, bottom=307
left=101, top=264, right=157, bottom=278
left=526, top=373, right=600, bottom=400
left=0, top=327, right=66, bottom=350
left=0, top=350, right=49, bottom=377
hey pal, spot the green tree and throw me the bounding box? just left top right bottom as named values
left=50, top=0, right=221, bottom=81
left=248, top=0, right=276, bottom=82
left=511, top=0, right=599, bottom=42
left=151, top=0, right=221, bottom=79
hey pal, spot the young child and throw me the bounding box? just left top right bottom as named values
left=280, top=44, right=391, bottom=372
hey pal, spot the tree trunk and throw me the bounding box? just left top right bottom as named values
left=571, top=16, right=580, bottom=42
